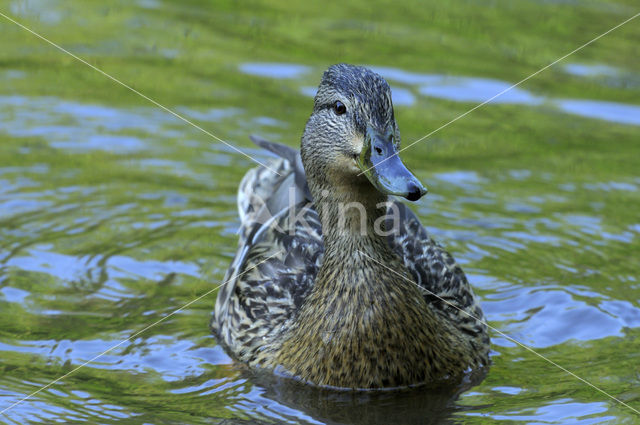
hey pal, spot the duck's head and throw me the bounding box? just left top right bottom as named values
left=301, top=64, right=427, bottom=202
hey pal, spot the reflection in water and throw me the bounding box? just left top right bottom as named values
left=484, top=286, right=626, bottom=347
left=555, top=99, right=640, bottom=126
left=51, top=134, right=146, bottom=153
left=433, top=171, right=487, bottom=190
left=0, top=286, right=30, bottom=303
left=564, top=63, right=619, bottom=77
left=471, top=399, right=614, bottom=423
left=239, top=63, right=311, bottom=79
left=389, top=87, right=415, bottom=106
left=419, top=77, right=542, bottom=105
left=239, top=369, right=489, bottom=425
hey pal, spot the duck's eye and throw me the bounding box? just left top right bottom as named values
left=333, top=101, right=346, bottom=115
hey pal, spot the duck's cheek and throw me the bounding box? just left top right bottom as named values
left=348, top=134, right=365, bottom=156
left=345, top=135, right=365, bottom=173
left=331, top=154, right=361, bottom=175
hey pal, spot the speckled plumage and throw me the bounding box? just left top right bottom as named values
left=211, top=64, right=489, bottom=389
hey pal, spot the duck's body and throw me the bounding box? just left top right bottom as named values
left=212, top=64, right=489, bottom=389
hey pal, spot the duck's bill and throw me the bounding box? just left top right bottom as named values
left=357, top=126, right=428, bottom=202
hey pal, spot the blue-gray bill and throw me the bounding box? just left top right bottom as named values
left=358, top=126, right=428, bottom=201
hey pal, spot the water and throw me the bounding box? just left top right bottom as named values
left=1, top=0, right=640, bottom=423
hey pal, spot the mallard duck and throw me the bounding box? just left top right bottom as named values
left=211, top=64, right=489, bottom=389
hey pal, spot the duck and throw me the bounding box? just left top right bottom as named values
left=211, top=64, right=490, bottom=389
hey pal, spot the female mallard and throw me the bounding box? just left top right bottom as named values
left=212, top=64, right=489, bottom=389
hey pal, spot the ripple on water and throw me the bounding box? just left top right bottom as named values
left=483, top=284, right=638, bottom=347
left=0, top=96, right=252, bottom=156
left=583, top=181, right=638, bottom=192
left=0, top=96, right=153, bottom=153
left=466, top=400, right=614, bottom=423
left=9, top=0, right=63, bottom=25
left=50, top=134, right=146, bottom=153
left=419, top=77, right=543, bottom=105
left=555, top=99, right=640, bottom=126
left=0, top=198, right=53, bottom=218
left=107, top=254, right=199, bottom=281
left=5, top=249, right=97, bottom=284
left=0, top=286, right=30, bottom=303
left=239, top=63, right=311, bottom=79
left=0, top=334, right=229, bottom=383
left=176, top=106, right=243, bottom=122
left=389, top=87, right=416, bottom=106
left=564, top=63, right=620, bottom=77
left=370, top=66, right=543, bottom=105
left=372, top=64, right=640, bottom=126
left=433, top=170, right=487, bottom=190
left=4, top=245, right=201, bottom=308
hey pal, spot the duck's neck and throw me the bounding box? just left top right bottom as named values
left=312, top=180, right=391, bottom=263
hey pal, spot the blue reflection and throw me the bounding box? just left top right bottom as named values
left=0, top=286, right=30, bottom=303
left=239, top=63, right=311, bottom=79
left=484, top=400, right=611, bottom=423
left=420, top=77, right=542, bottom=104
left=51, top=134, right=145, bottom=153
left=390, top=87, right=415, bottom=106
left=564, top=63, right=619, bottom=77
left=556, top=99, right=640, bottom=126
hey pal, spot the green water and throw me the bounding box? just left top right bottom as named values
left=1, top=0, right=640, bottom=423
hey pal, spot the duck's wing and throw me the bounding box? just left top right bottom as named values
left=213, top=136, right=322, bottom=365
left=236, top=136, right=311, bottom=243
left=249, top=135, right=311, bottom=203
left=212, top=201, right=323, bottom=366
left=386, top=202, right=489, bottom=349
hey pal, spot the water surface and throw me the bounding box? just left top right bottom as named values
left=1, top=0, right=640, bottom=424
